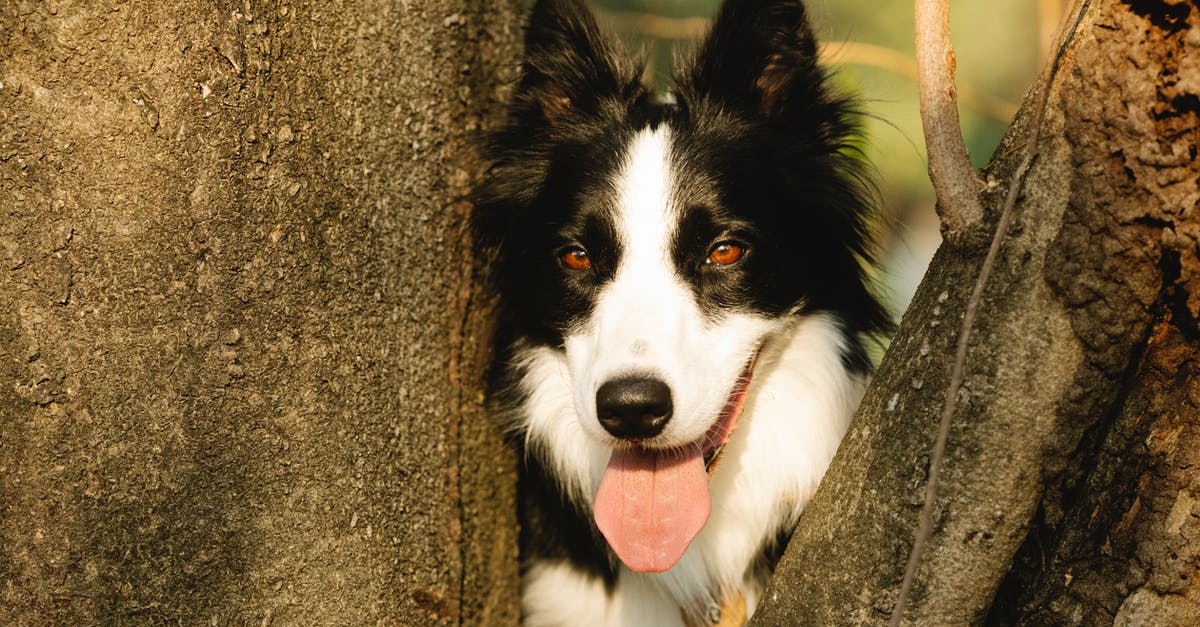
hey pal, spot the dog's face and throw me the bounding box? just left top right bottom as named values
left=479, top=0, right=882, bottom=456
left=557, top=123, right=782, bottom=451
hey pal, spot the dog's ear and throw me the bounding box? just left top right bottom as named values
left=518, top=0, right=638, bottom=126
left=684, top=0, right=824, bottom=122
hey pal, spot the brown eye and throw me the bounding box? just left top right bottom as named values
left=562, top=247, right=592, bottom=271
left=707, top=242, right=745, bottom=266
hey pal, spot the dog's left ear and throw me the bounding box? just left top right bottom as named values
left=517, top=0, right=639, bottom=127
left=683, top=0, right=824, bottom=122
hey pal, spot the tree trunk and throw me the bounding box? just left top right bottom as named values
left=751, top=0, right=1200, bottom=624
left=0, top=1, right=520, bottom=624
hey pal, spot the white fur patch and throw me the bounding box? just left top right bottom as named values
left=522, top=562, right=614, bottom=627
left=524, top=561, right=685, bottom=627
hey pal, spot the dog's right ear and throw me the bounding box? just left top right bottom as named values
left=517, top=0, right=637, bottom=126
left=682, top=0, right=825, bottom=125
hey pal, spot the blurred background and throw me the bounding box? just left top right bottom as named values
left=587, top=0, right=1070, bottom=319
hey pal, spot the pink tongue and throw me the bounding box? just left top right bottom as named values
left=593, top=446, right=710, bottom=573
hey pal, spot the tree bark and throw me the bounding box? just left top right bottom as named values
left=0, top=1, right=520, bottom=624
left=752, top=0, right=1200, bottom=624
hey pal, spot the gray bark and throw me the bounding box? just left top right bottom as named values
left=752, top=0, right=1200, bottom=624
left=0, top=0, right=520, bottom=623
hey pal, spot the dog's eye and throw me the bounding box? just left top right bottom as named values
left=561, top=246, right=592, bottom=271
left=706, top=242, right=746, bottom=266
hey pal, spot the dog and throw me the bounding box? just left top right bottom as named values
left=474, top=0, right=889, bottom=624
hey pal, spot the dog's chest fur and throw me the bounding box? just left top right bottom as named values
left=515, top=315, right=864, bottom=626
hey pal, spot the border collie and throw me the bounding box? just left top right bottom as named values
left=474, top=0, right=888, bottom=624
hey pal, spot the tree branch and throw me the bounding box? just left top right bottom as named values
left=914, top=0, right=983, bottom=241
left=889, top=2, right=1089, bottom=624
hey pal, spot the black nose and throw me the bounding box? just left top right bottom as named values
left=596, top=377, right=673, bottom=440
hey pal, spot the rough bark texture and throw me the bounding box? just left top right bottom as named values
left=751, top=0, right=1200, bottom=624
left=0, top=1, right=520, bottom=624
left=995, top=1, right=1200, bottom=621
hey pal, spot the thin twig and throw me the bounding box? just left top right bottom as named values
left=914, top=0, right=983, bottom=240
left=822, top=42, right=1018, bottom=122
left=888, top=1, right=1090, bottom=625
left=595, top=8, right=1020, bottom=122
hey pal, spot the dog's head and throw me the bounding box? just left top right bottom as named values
left=475, top=0, right=886, bottom=572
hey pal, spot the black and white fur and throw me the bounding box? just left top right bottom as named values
left=474, top=0, right=889, bottom=624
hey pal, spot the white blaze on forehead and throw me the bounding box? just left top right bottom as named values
left=571, top=126, right=697, bottom=445
left=566, top=125, right=691, bottom=446
left=613, top=127, right=676, bottom=273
